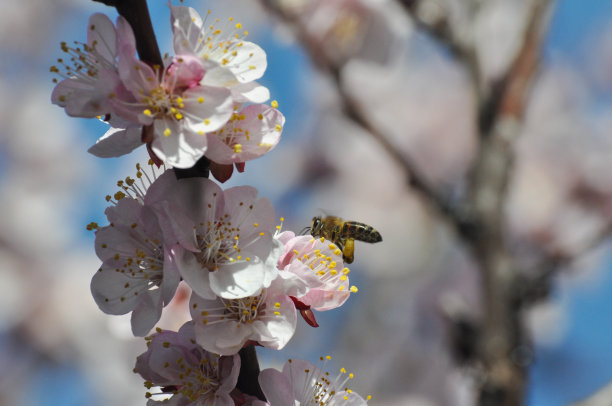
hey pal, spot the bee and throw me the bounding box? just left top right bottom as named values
left=308, top=216, right=382, bottom=264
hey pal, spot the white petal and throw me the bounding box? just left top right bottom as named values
left=210, top=262, right=265, bottom=299
left=88, top=126, right=143, bottom=157
left=87, top=13, right=117, bottom=61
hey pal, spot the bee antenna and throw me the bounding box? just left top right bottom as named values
left=299, top=226, right=311, bottom=235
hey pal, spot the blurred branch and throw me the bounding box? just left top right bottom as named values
left=396, top=0, right=481, bottom=88
left=520, top=220, right=612, bottom=305
left=257, top=0, right=469, bottom=240
left=397, top=0, right=469, bottom=60
left=462, top=1, right=554, bottom=405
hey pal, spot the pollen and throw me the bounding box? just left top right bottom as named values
left=271, top=100, right=279, bottom=108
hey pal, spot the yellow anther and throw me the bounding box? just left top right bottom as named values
left=175, top=112, right=183, bottom=120
left=275, top=124, right=282, bottom=131
left=235, top=23, right=242, bottom=29
left=350, top=286, right=358, bottom=293
left=164, top=128, right=172, bottom=137
left=197, top=96, right=204, bottom=104
left=204, top=119, right=211, bottom=125
left=233, top=143, right=243, bottom=153
left=143, top=109, right=152, bottom=116
left=271, top=100, right=279, bottom=108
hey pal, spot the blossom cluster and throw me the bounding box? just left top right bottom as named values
left=90, top=161, right=362, bottom=403
left=51, top=6, right=284, bottom=174
left=53, top=3, right=369, bottom=405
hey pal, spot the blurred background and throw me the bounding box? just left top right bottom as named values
left=1, top=0, right=612, bottom=405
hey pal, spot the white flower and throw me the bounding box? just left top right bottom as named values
left=51, top=13, right=132, bottom=117
left=152, top=177, right=281, bottom=299
left=171, top=5, right=270, bottom=104
left=190, top=276, right=297, bottom=355
left=206, top=103, right=284, bottom=165
left=90, top=164, right=180, bottom=336
left=259, top=357, right=370, bottom=405
left=109, top=50, right=234, bottom=168
left=134, top=322, right=240, bottom=406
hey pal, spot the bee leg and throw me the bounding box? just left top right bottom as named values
left=342, top=238, right=355, bottom=264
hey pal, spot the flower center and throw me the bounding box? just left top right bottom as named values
left=176, top=357, right=221, bottom=402
left=223, top=294, right=265, bottom=324
left=195, top=214, right=244, bottom=271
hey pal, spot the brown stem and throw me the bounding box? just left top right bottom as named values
left=237, top=346, right=266, bottom=400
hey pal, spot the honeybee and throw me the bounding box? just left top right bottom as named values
left=308, top=216, right=382, bottom=264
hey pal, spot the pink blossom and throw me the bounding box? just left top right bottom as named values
left=190, top=277, right=297, bottom=355
left=259, top=358, right=370, bottom=405
left=50, top=13, right=132, bottom=117
left=109, top=47, right=234, bottom=168
left=151, top=177, right=281, bottom=300
left=279, top=234, right=353, bottom=311
left=205, top=104, right=284, bottom=166
left=171, top=5, right=270, bottom=104
left=134, top=322, right=240, bottom=406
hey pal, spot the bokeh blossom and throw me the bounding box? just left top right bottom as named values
left=134, top=322, right=240, bottom=406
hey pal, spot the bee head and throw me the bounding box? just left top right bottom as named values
left=310, top=216, right=322, bottom=235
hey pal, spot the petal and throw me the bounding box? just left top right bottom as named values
left=230, top=81, right=270, bottom=104
left=210, top=261, right=266, bottom=299
left=90, top=266, right=144, bottom=315
left=259, top=368, right=294, bottom=406
left=182, top=85, right=234, bottom=133
left=88, top=13, right=117, bottom=61
left=88, top=125, right=143, bottom=158
left=115, top=16, right=137, bottom=57
left=131, top=289, right=163, bottom=336
left=174, top=246, right=216, bottom=299
left=150, top=118, right=207, bottom=169
left=171, top=5, right=204, bottom=54
left=224, top=41, right=267, bottom=83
